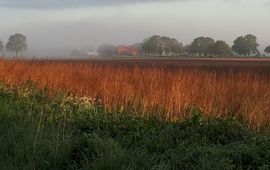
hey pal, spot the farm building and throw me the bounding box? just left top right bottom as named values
left=86, top=51, right=98, bottom=57
left=117, top=45, right=141, bottom=56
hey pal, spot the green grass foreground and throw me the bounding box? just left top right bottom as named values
left=0, top=83, right=270, bottom=170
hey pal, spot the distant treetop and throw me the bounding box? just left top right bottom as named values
left=232, top=34, right=259, bottom=56
left=141, top=35, right=183, bottom=57
left=265, top=46, right=270, bottom=55
left=6, top=33, right=27, bottom=57
left=0, top=40, right=3, bottom=53
left=189, top=37, right=215, bottom=56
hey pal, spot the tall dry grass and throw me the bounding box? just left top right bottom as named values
left=1, top=58, right=270, bottom=129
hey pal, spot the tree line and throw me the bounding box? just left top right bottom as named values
left=142, top=34, right=268, bottom=57
left=0, top=33, right=27, bottom=57
left=97, top=34, right=270, bottom=57
left=1, top=33, right=270, bottom=57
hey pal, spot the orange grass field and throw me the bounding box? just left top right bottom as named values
left=1, top=58, right=270, bottom=129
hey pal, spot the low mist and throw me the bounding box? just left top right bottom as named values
left=0, top=0, right=270, bottom=57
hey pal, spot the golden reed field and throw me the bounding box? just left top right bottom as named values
left=1, top=58, right=270, bottom=129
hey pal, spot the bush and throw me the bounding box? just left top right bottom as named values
left=0, top=83, right=270, bottom=170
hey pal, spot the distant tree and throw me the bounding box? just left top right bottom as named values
left=264, top=46, right=270, bottom=55
left=141, top=39, right=153, bottom=56
left=184, top=45, right=193, bottom=54
left=141, top=37, right=151, bottom=55
left=142, top=35, right=183, bottom=56
left=212, top=40, right=232, bottom=56
left=190, top=37, right=215, bottom=56
left=162, top=36, right=172, bottom=56
left=171, top=39, right=184, bottom=56
left=97, top=44, right=116, bottom=56
left=232, top=36, right=249, bottom=56
left=6, top=33, right=27, bottom=57
left=0, top=40, right=3, bottom=54
left=232, top=34, right=259, bottom=56
left=142, top=35, right=162, bottom=56
left=245, top=34, right=259, bottom=55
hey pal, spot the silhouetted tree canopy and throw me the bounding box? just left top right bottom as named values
left=190, top=37, right=215, bottom=56
left=168, top=38, right=184, bottom=56
left=265, top=46, right=270, bottom=55
left=184, top=45, right=192, bottom=54
left=142, top=35, right=183, bottom=56
left=212, top=40, right=232, bottom=56
left=6, top=33, right=27, bottom=57
left=232, top=34, right=259, bottom=56
left=0, top=40, right=3, bottom=53
left=97, top=44, right=116, bottom=56
left=142, top=35, right=161, bottom=56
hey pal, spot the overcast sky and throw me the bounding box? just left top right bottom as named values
left=0, top=0, right=270, bottom=56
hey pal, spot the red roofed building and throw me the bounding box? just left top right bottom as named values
left=117, top=45, right=141, bottom=56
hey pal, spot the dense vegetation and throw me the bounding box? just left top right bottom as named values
left=1, top=59, right=270, bottom=130
left=1, top=82, right=270, bottom=170
left=97, top=34, right=268, bottom=57
left=0, top=32, right=269, bottom=57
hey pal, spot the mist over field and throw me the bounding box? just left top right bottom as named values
left=0, top=0, right=270, bottom=56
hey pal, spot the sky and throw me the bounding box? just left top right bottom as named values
left=0, top=0, right=270, bottom=56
